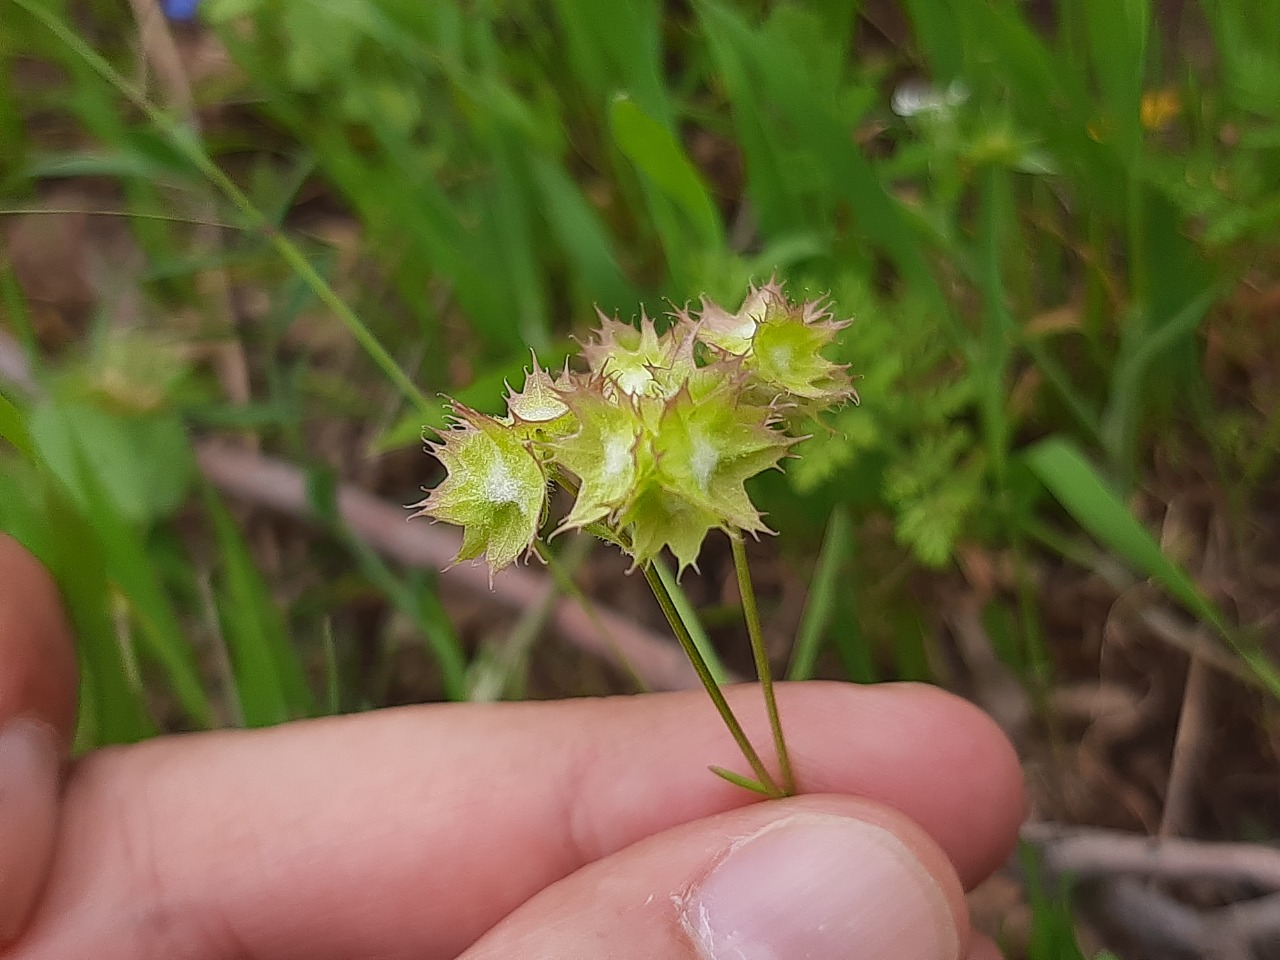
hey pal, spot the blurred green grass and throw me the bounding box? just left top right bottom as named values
left=2, top=0, right=1278, bottom=734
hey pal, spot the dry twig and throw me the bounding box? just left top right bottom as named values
left=195, top=443, right=704, bottom=691
left=1098, top=877, right=1252, bottom=960
left=1026, top=823, right=1280, bottom=957
left=1022, top=822, right=1280, bottom=889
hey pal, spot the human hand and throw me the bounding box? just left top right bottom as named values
left=0, top=534, right=1022, bottom=959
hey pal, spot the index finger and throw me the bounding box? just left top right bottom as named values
left=0, top=535, right=79, bottom=743
left=0, top=534, right=78, bottom=942
left=20, top=682, right=1022, bottom=960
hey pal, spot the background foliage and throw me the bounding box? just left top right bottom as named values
left=3, top=1, right=1280, bottom=955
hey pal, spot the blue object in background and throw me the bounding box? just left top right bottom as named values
left=162, top=0, right=200, bottom=21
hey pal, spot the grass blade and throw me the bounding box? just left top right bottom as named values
left=204, top=490, right=314, bottom=726
left=1025, top=437, right=1280, bottom=696
left=0, top=466, right=155, bottom=745
left=787, top=507, right=850, bottom=681
left=345, top=537, right=470, bottom=702
left=609, top=94, right=724, bottom=256
left=0, top=391, right=34, bottom=459
left=11, top=0, right=433, bottom=415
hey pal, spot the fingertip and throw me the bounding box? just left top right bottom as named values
left=785, top=681, right=1025, bottom=886
left=680, top=805, right=966, bottom=960
left=0, top=717, right=62, bottom=943
left=889, top=682, right=1026, bottom=878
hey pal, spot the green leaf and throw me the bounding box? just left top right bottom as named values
left=202, top=0, right=264, bottom=23
left=29, top=400, right=194, bottom=526
left=1026, top=438, right=1200, bottom=610
left=22, top=148, right=195, bottom=184
left=69, top=443, right=215, bottom=727
left=0, top=464, right=154, bottom=746
left=21, top=403, right=214, bottom=727
left=344, top=536, right=470, bottom=702
left=528, top=157, right=636, bottom=311
left=1082, top=0, right=1150, bottom=160
left=0, top=390, right=34, bottom=459
left=280, top=0, right=362, bottom=90
left=709, top=766, right=773, bottom=796
left=608, top=94, right=723, bottom=252
left=787, top=507, right=851, bottom=680
left=1025, top=437, right=1280, bottom=697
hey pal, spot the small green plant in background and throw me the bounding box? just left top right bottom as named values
left=412, top=280, right=855, bottom=797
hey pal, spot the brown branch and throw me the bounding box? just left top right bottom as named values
left=195, top=442, right=704, bottom=692
left=1028, top=821, right=1280, bottom=957
left=1093, top=877, right=1280, bottom=959
left=1097, top=877, right=1248, bottom=960
left=1021, top=822, right=1280, bottom=889
left=1221, top=889, right=1280, bottom=944
left=1160, top=641, right=1214, bottom=839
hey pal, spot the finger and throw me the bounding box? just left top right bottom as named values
left=20, top=682, right=1022, bottom=960
left=966, top=931, right=1005, bottom=960
left=464, top=794, right=971, bottom=960
left=0, top=535, right=78, bottom=943
left=0, top=536, right=78, bottom=740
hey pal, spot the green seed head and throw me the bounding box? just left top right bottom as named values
left=410, top=403, right=549, bottom=580
left=413, top=282, right=855, bottom=577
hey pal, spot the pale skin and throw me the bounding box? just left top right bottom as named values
left=0, top=535, right=1022, bottom=959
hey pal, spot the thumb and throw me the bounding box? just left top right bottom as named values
left=464, top=794, right=975, bottom=960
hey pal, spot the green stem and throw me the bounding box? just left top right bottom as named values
left=641, top=562, right=782, bottom=798
left=731, top=536, right=795, bottom=796
left=653, top=557, right=731, bottom=684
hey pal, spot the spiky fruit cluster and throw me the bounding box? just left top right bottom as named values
left=411, top=281, right=856, bottom=577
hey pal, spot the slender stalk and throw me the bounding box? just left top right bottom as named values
left=641, top=562, right=782, bottom=797
left=731, top=536, right=795, bottom=796
left=653, top=557, right=731, bottom=684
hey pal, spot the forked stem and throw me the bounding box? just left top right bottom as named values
left=731, top=536, right=796, bottom=796
left=641, top=562, right=783, bottom=798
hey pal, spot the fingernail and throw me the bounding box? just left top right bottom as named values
left=0, top=717, right=61, bottom=943
left=682, top=814, right=959, bottom=960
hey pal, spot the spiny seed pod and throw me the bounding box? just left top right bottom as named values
left=502, top=354, right=577, bottom=446
left=681, top=279, right=858, bottom=414
left=549, top=374, right=645, bottom=531
left=580, top=309, right=696, bottom=400
left=615, top=377, right=793, bottom=571
left=410, top=403, right=549, bottom=580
